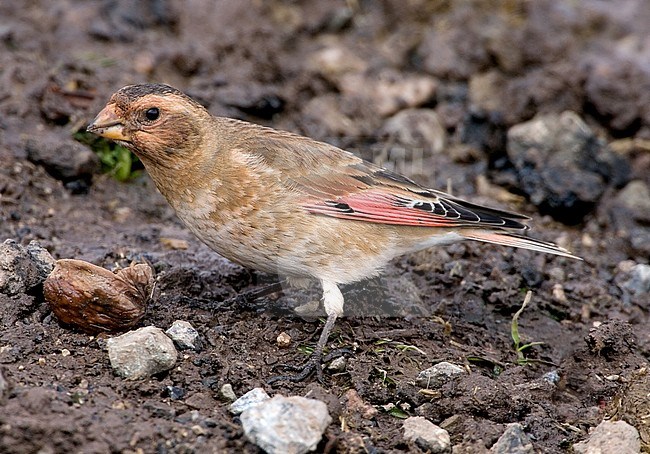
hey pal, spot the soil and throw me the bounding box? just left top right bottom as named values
left=1, top=1, right=649, bottom=453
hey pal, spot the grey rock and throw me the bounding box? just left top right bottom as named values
left=302, top=95, right=362, bottom=138
left=25, top=134, right=99, bottom=185
left=339, top=69, right=437, bottom=117
left=327, top=356, right=347, bottom=373
left=629, top=227, right=650, bottom=258
left=573, top=420, right=640, bottom=454
left=615, top=180, right=650, bottom=223
left=584, top=51, right=650, bottom=134
left=507, top=111, right=630, bottom=222
left=165, top=320, right=201, bottom=351
left=240, top=395, right=332, bottom=454
left=542, top=370, right=561, bottom=385
left=490, top=423, right=534, bottom=453
left=0, top=367, right=9, bottom=402
left=418, top=17, right=488, bottom=80
left=622, top=264, right=650, bottom=296
left=382, top=109, right=446, bottom=155
left=416, top=362, right=465, bottom=389
left=219, top=383, right=237, bottom=402
left=107, top=326, right=177, bottom=380
left=229, top=387, right=270, bottom=415
left=0, top=240, right=55, bottom=295
left=215, top=83, right=284, bottom=120
left=403, top=416, right=451, bottom=453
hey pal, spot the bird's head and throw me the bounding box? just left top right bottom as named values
left=87, top=84, right=209, bottom=168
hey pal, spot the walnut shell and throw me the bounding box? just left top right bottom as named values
left=44, top=259, right=154, bottom=334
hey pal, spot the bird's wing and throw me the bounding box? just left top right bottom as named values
left=298, top=164, right=530, bottom=230
left=247, top=131, right=530, bottom=230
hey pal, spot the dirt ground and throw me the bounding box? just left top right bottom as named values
left=1, top=1, right=649, bottom=453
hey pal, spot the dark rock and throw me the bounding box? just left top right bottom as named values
left=586, top=320, right=635, bottom=358
left=89, top=0, right=178, bottom=42
left=165, top=386, right=186, bottom=400
left=0, top=240, right=55, bottom=296
left=25, top=133, right=99, bottom=190
left=490, top=423, right=534, bottom=454
left=584, top=52, right=650, bottom=136
left=460, top=109, right=507, bottom=160
left=216, top=83, right=285, bottom=120
left=38, top=82, right=97, bottom=126
left=417, top=9, right=488, bottom=80
left=506, top=111, right=630, bottom=223
left=469, top=64, right=585, bottom=126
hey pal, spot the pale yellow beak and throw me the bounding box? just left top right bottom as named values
left=87, top=104, right=130, bottom=142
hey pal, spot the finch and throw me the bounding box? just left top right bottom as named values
left=88, top=84, right=580, bottom=382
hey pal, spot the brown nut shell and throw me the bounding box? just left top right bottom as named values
left=44, top=259, right=154, bottom=334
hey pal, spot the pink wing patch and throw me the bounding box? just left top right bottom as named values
left=303, top=192, right=462, bottom=227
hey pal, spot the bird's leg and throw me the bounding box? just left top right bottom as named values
left=268, top=280, right=346, bottom=384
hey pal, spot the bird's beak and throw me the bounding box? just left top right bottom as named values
left=86, top=104, right=130, bottom=142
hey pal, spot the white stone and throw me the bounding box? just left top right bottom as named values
left=241, top=395, right=332, bottom=454
left=416, top=362, right=465, bottom=388
left=107, top=326, right=177, bottom=380
left=229, top=387, right=270, bottom=415
left=166, top=320, right=201, bottom=350
left=403, top=416, right=451, bottom=453
left=220, top=383, right=237, bottom=402
left=573, top=420, right=640, bottom=454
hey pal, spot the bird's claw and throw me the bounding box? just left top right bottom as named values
left=267, top=348, right=351, bottom=384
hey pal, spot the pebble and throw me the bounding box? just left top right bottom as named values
left=573, top=420, right=640, bottom=454
left=327, top=356, right=347, bottom=373
left=302, top=95, right=362, bottom=137
left=382, top=109, right=446, bottom=154
left=403, top=416, right=451, bottom=453
left=229, top=387, right=270, bottom=415
left=490, top=423, right=534, bottom=453
left=165, top=320, right=201, bottom=351
left=340, top=69, right=437, bottom=117
left=276, top=331, right=292, bottom=348
left=307, top=44, right=367, bottom=82
left=219, top=383, right=237, bottom=402
left=552, top=284, right=567, bottom=303
left=343, top=389, right=378, bottom=420
left=416, top=362, right=465, bottom=389
left=0, top=240, right=55, bottom=296
left=0, top=368, right=9, bottom=402
left=240, top=395, right=332, bottom=454
left=107, top=326, right=177, bottom=380
left=614, top=180, right=650, bottom=223
left=165, top=386, right=186, bottom=400
left=622, top=264, right=650, bottom=296
left=542, top=370, right=561, bottom=385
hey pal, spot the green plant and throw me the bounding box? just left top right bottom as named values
left=74, top=131, right=141, bottom=181
left=511, top=291, right=545, bottom=365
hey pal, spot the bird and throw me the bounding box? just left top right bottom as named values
left=87, top=83, right=580, bottom=382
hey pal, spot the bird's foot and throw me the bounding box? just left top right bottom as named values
left=182, top=281, right=285, bottom=314
left=267, top=348, right=351, bottom=384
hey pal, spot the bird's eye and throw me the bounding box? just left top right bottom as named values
left=145, top=107, right=160, bottom=121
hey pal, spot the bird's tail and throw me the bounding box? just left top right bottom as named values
left=459, top=229, right=582, bottom=260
